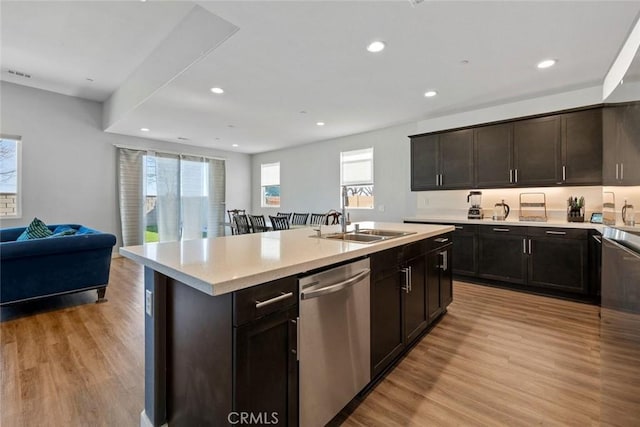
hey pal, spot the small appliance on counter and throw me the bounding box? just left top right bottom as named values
left=467, top=191, right=484, bottom=219
left=603, top=192, right=616, bottom=226
left=492, top=200, right=510, bottom=221
left=519, top=192, right=547, bottom=222
left=567, top=196, right=585, bottom=222
left=622, top=200, right=635, bottom=226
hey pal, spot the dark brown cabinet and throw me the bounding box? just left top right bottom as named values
left=478, top=226, right=528, bottom=285
left=411, top=106, right=605, bottom=190
left=513, top=115, right=562, bottom=186
left=426, top=244, right=452, bottom=323
left=561, top=109, right=603, bottom=185
left=411, top=130, right=474, bottom=190
left=603, top=103, right=640, bottom=185
left=474, top=123, right=514, bottom=188
left=370, top=236, right=452, bottom=379
left=526, top=229, right=588, bottom=294
left=233, top=277, right=298, bottom=426
left=451, top=224, right=478, bottom=276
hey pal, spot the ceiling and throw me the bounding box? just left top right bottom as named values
left=2, top=1, right=640, bottom=154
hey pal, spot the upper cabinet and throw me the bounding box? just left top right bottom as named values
left=411, top=106, right=604, bottom=190
left=561, top=108, right=603, bottom=185
left=603, top=103, right=640, bottom=186
left=411, top=129, right=473, bottom=190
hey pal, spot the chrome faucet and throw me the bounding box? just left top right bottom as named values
left=341, top=185, right=350, bottom=233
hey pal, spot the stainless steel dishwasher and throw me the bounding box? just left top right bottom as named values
left=298, top=257, right=371, bottom=427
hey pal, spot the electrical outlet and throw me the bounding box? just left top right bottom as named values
left=145, top=290, right=153, bottom=317
left=378, top=204, right=385, bottom=212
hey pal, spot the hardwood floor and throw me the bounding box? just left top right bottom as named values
left=2, top=259, right=638, bottom=426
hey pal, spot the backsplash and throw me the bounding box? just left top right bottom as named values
left=415, top=186, right=628, bottom=221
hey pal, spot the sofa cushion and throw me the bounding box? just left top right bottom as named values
left=51, top=225, right=77, bottom=237
left=17, top=218, right=53, bottom=240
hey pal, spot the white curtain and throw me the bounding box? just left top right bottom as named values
left=156, top=153, right=181, bottom=242
left=117, top=147, right=226, bottom=244
left=117, top=148, right=144, bottom=246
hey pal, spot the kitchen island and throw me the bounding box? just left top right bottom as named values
left=120, top=221, right=454, bottom=427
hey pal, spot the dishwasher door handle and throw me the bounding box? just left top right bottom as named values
left=300, top=269, right=371, bottom=300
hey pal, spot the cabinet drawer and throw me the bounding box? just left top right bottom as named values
left=371, top=246, right=403, bottom=277
left=527, top=227, right=587, bottom=240
left=402, top=239, right=428, bottom=260
left=452, top=224, right=478, bottom=234
left=427, top=233, right=453, bottom=252
left=479, top=225, right=527, bottom=236
left=233, top=276, right=297, bottom=326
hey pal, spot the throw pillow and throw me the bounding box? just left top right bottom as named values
left=18, top=217, right=53, bottom=240
left=53, top=225, right=77, bottom=235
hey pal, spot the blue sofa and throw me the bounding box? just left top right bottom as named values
left=0, top=224, right=117, bottom=305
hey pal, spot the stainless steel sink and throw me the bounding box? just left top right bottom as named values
left=315, top=229, right=416, bottom=244
left=322, top=233, right=385, bottom=243
left=356, top=229, right=415, bottom=237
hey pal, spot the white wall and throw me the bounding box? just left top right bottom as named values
left=0, top=81, right=251, bottom=247
left=251, top=122, right=417, bottom=223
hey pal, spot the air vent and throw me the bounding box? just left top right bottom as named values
left=7, top=69, right=32, bottom=79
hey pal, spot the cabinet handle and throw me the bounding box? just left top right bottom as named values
left=616, top=163, right=619, bottom=180
left=408, top=266, right=413, bottom=292
left=439, top=174, right=443, bottom=186
left=439, top=251, right=448, bottom=271
left=400, top=267, right=410, bottom=293
left=436, top=174, right=439, bottom=186
left=509, top=169, right=513, bottom=183
left=621, top=163, right=624, bottom=180
left=293, top=317, right=300, bottom=361
left=515, top=169, right=518, bottom=183
left=523, top=238, right=527, bottom=254
left=528, top=239, right=532, bottom=255
left=434, top=237, right=449, bottom=243
left=455, top=226, right=463, bottom=230
left=546, top=230, right=567, bottom=235
left=492, top=228, right=510, bottom=232
left=592, top=235, right=602, bottom=244
left=255, top=291, right=293, bottom=309
left=562, top=165, right=566, bottom=181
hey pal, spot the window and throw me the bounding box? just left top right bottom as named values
left=0, top=136, right=22, bottom=218
left=341, top=148, right=374, bottom=209
left=261, top=162, right=280, bottom=207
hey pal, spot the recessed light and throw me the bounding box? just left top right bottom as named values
left=537, top=59, right=556, bottom=69
left=366, top=41, right=385, bottom=53
left=232, top=144, right=239, bottom=147
left=210, top=87, right=224, bottom=94
left=140, top=128, right=150, bottom=132
left=316, top=122, right=325, bottom=126
left=424, top=90, right=437, bottom=97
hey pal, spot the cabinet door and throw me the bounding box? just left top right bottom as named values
left=440, top=129, right=474, bottom=189
left=528, top=237, right=588, bottom=294
left=451, top=225, right=478, bottom=276
left=513, top=115, right=561, bottom=186
left=371, top=272, right=404, bottom=378
left=411, top=135, right=439, bottom=190
left=562, top=109, right=603, bottom=185
left=474, top=123, right=514, bottom=188
left=602, top=106, right=621, bottom=185
left=234, top=307, right=298, bottom=426
left=478, top=230, right=528, bottom=285
left=619, top=103, right=640, bottom=185
left=403, top=255, right=428, bottom=344
left=440, top=246, right=453, bottom=309
left=426, top=250, right=443, bottom=323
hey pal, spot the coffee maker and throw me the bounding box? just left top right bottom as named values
left=467, top=191, right=484, bottom=219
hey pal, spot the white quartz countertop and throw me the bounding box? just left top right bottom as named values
left=404, top=216, right=606, bottom=231
left=119, top=222, right=453, bottom=296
